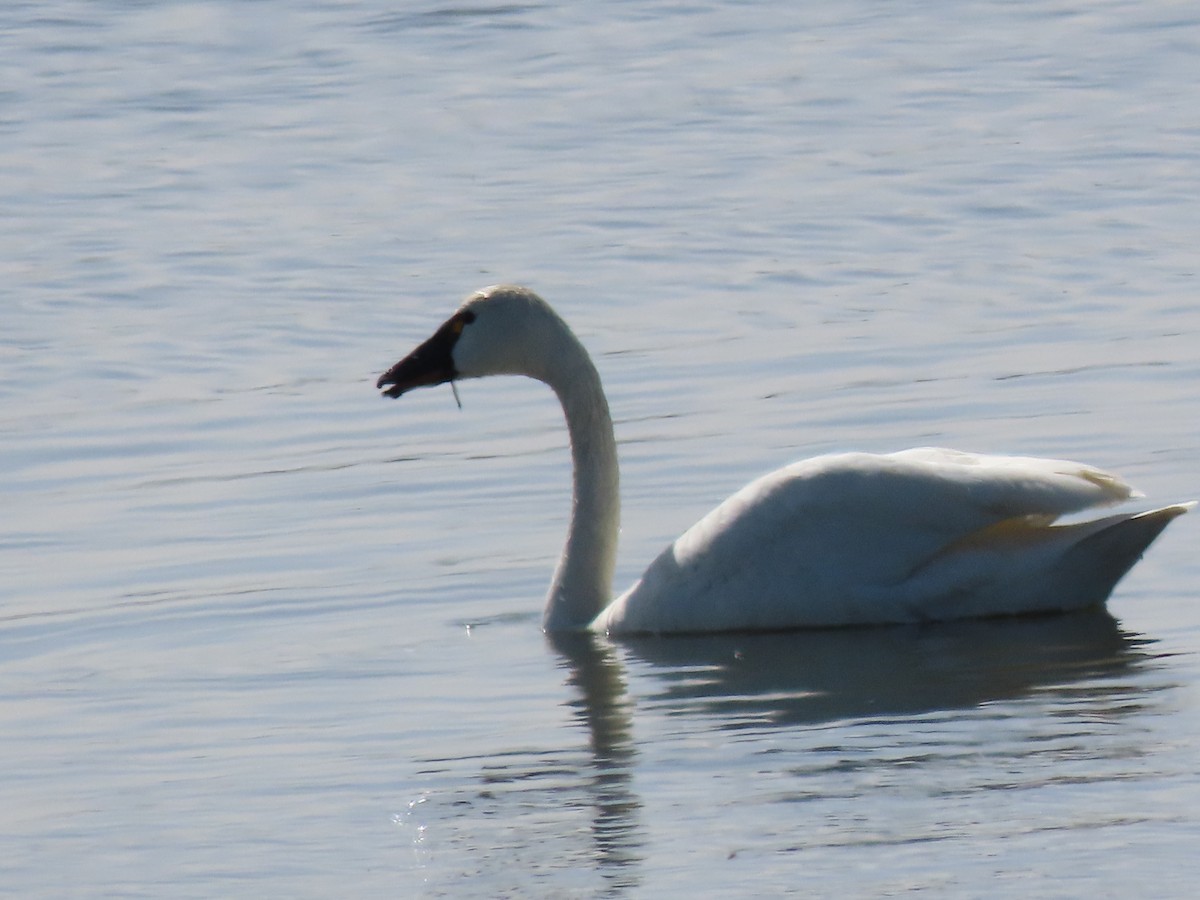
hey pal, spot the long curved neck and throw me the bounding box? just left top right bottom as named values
left=542, top=346, right=620, bottom=631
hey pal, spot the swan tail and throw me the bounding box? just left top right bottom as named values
left=903, top=503, right=1191, bottom=621
left=1058, top=503, right=1193, bottom=604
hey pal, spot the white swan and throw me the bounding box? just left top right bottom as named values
left=377, top=285, right=1190, bottom=634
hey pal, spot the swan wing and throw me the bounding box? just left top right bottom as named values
left=599, top=448, right=1151, bottom=633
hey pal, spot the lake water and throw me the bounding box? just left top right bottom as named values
left=2, top=1, right=1199, bottom=896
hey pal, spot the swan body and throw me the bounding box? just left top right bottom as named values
left=377, top=285, right=1190, bottom=635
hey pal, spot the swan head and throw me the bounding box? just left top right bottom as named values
left=377, top=285, right=575, bottom=397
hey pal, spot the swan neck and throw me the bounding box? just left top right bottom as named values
left=543, top=348, right=620, bottom=631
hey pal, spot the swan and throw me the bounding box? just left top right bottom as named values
left=376, top=285, right=1191, bottom=634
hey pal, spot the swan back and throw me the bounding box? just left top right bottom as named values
left=597, top=449, right=1187, bottom=633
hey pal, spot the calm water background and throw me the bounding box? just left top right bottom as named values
left=3, top=1, right=1199, bottom=896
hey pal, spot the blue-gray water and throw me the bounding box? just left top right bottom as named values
left=3, top=1, right=1199, bottom=896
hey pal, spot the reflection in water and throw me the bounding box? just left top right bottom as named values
left=404, top=634, right=644, bottom=898
left=549, top=632, right=643, bottom=894
left=542, top=611, right=1161, bottom=891
left=615, top=611, right=1153, bottom=728
left=414, top=613, right=1163, bottom=895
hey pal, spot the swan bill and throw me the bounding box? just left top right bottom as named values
left=377, top=309, right=474, bottom=398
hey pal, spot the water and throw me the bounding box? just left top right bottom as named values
left=2, top=1, right=1198, bottom=896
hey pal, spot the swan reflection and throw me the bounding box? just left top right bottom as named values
left=546, top=611, right=1161, bottom=889
left=612, top=611, right=1151, bottom=728
left=549, top=631, right=643, bottom=886
left=556, top=611, right=1151, bottom=732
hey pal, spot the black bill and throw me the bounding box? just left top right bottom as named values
left=376, top=310, right=473, bottom=398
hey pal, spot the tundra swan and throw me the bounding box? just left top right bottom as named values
left=377, top=285, right=1190, bottom=634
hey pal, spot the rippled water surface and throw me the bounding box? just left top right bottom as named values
left=3, top=1, right=1199, bottom=896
